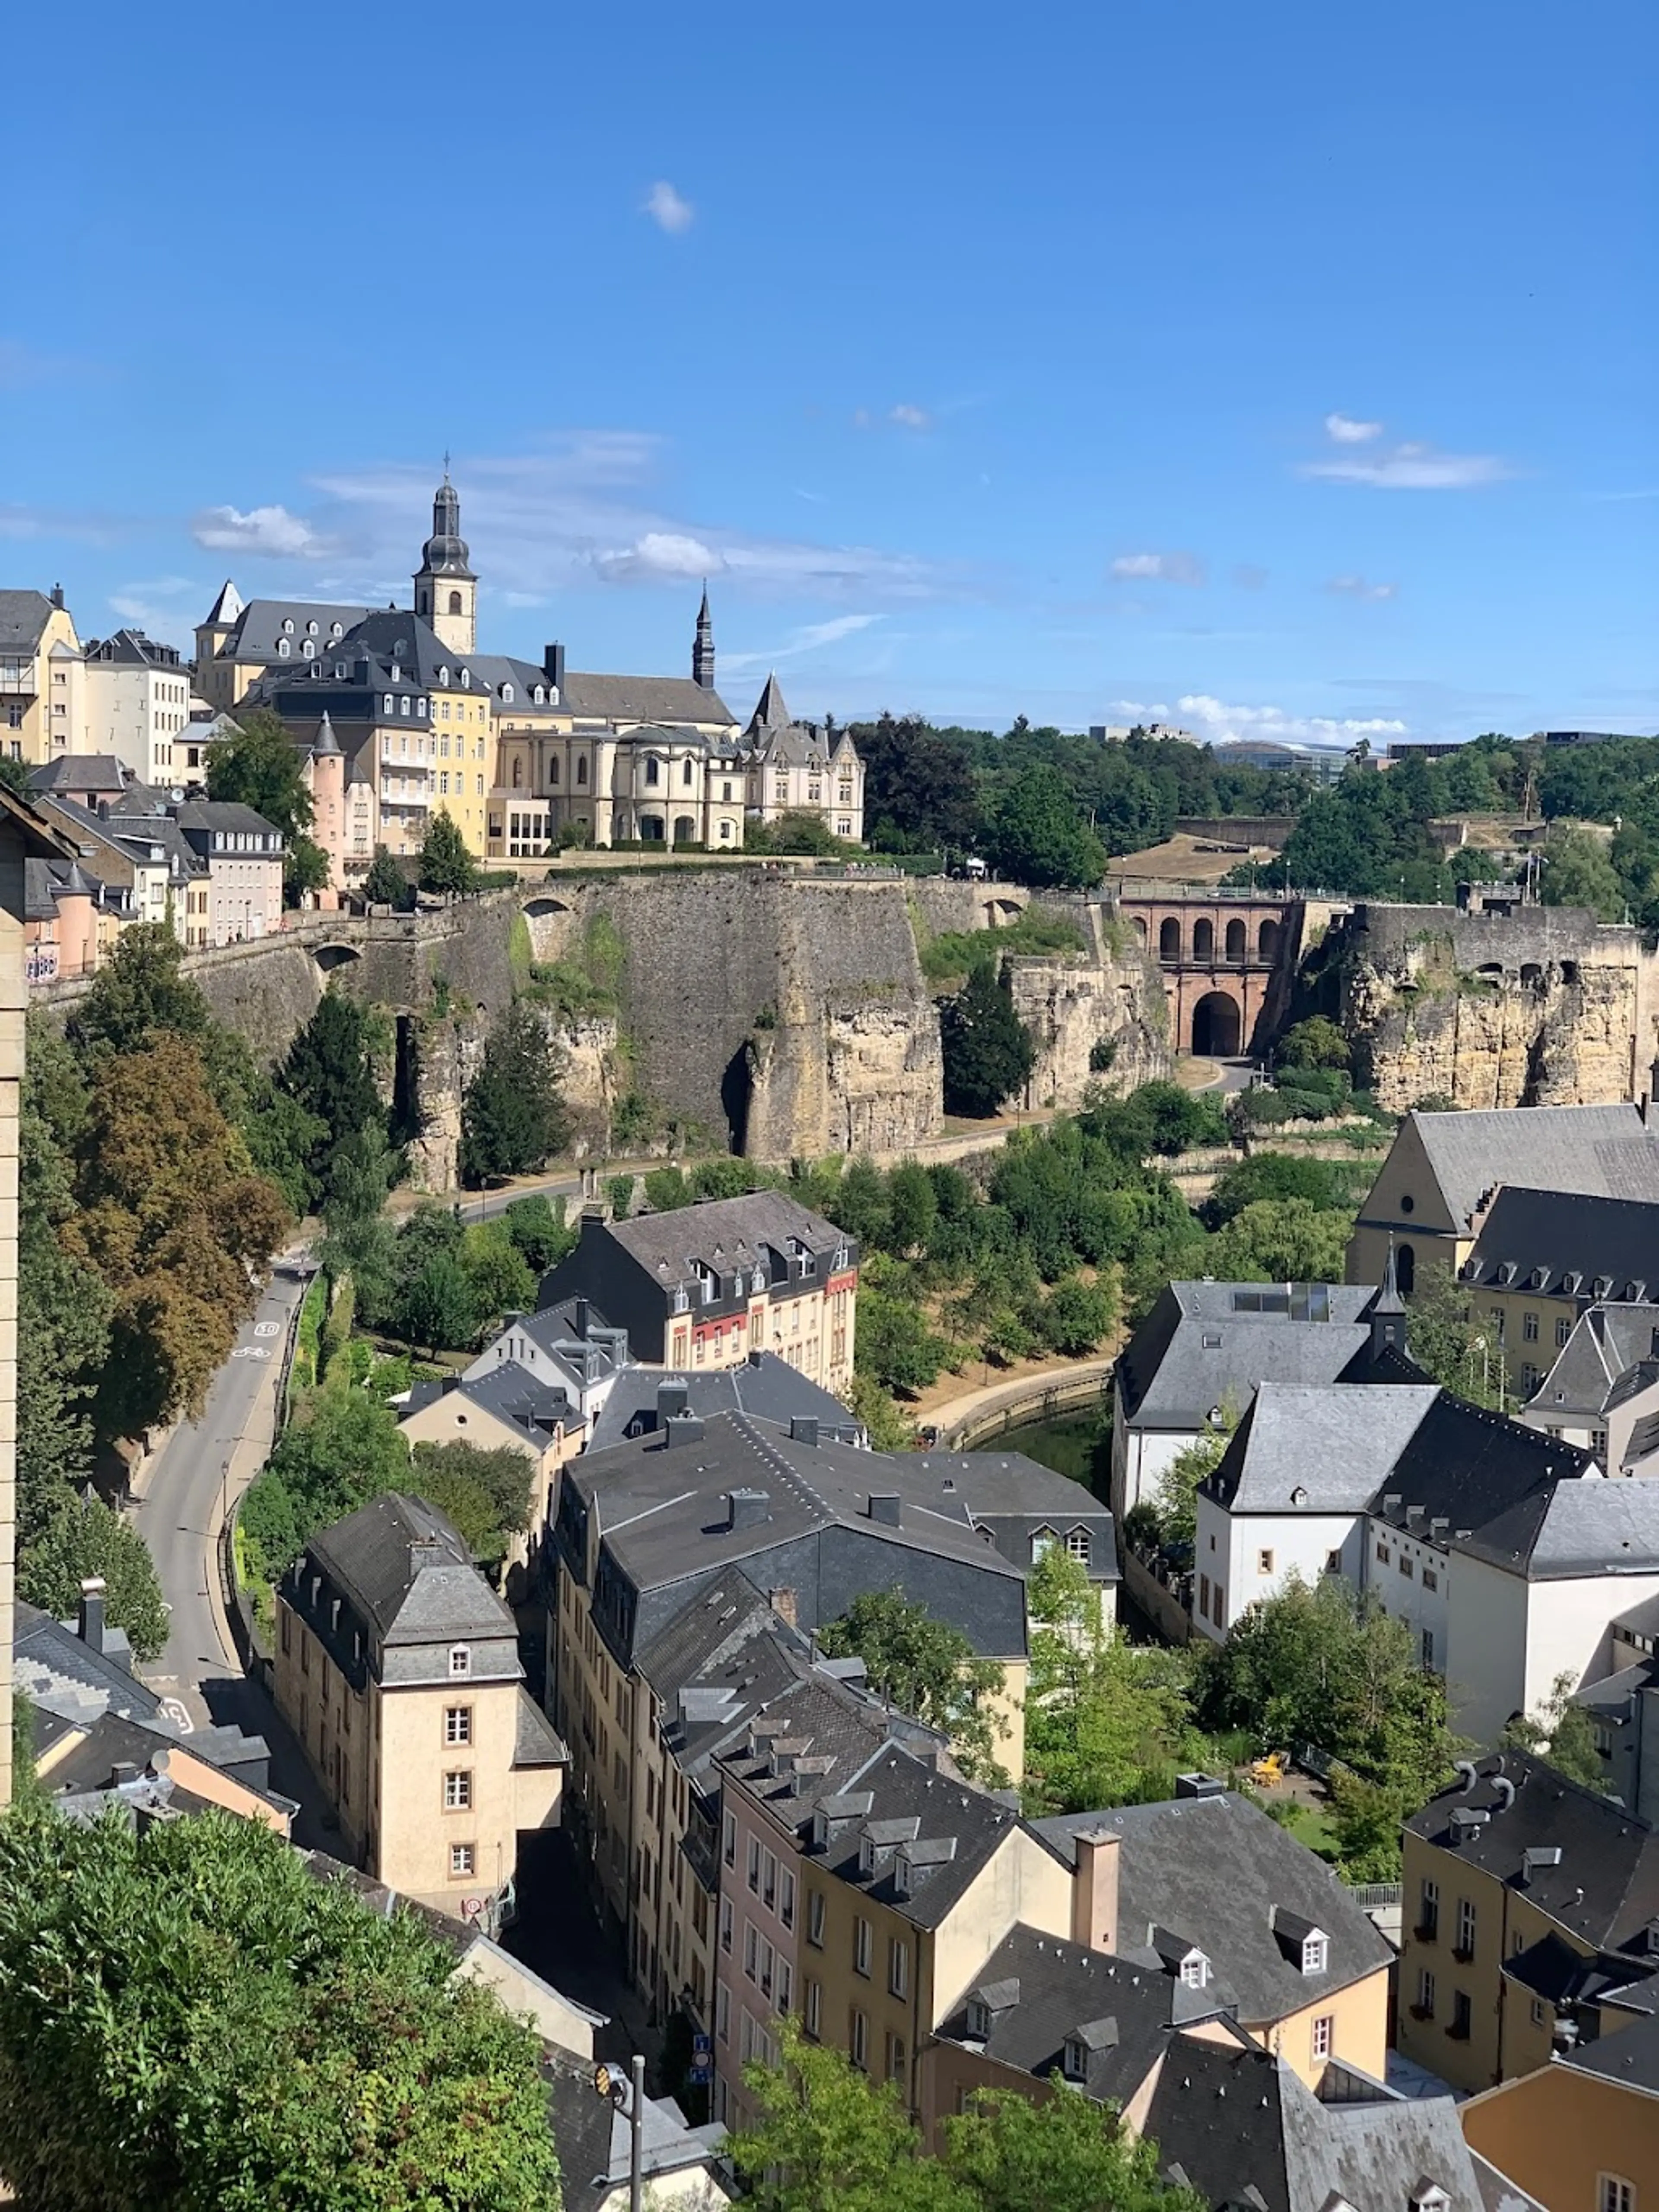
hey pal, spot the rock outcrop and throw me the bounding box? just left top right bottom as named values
left=1006, top=907, right=1171, bottom=1109
left=1306, top=901, right=1659, bottom=1112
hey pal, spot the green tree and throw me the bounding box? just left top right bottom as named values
left=1502, top=1669, right=1608, bottom=1791
left=1153, top=1421, right=1233, bottom=1547
left=941, top=2078, right=1203, bottom=2212
left=283, top=832, right=332, bottom=906
left=1540, top=822, right=1626, bottom=920
left=0, top=1806, right=561, bottom=2212
left=941, top=964, right=1036, bottom=1119
left=842, top=1370, right=916, bottom=1451
left=1275, top=1016, right=1352, bottom=1071
left=819, top=1589, right=1006, bottom=1781
left=884, top=1161, right=939, bottom=1257
left=418, top=808, right=479, bottom=896
left=410, top=1438, right=535, bottom=1543
left=1039, top=1276, right=1116, bottom=1356
left=253, top=1385, right=412, bottom=1578
left=18, top=1496, right=169, bottom=1661
left=731, top=2017, right=957, bottom=2212
left=280, top=990, right=384, bottom=1180
left=986, top=764, right=1108, bottom=889
left=1205, top=1197, right=1353, bottom=1285
left=321, top=1120, right=400, bottom=1230
left=362, top=843, right=412, bottom=909
left=502, top=1194, right=576, bottom=1273
left=854, top=1266, right=947, bottom=1397
left=397, top=1253, right=481, bottom=1353
left=241, top=1082, right=328, bottom=1217
left=205, top=706, right=315, bottom=840
left=459, top=1003, right=569, bottom=1184
left=411, top=1461, right=504, bottom=1560
left=1404, top=1266, right=1510, bottom=1409
left=1202, top=1150, right=1347, bottom=1228
left=68, top=922, right=212, bottom=1061
left=459, top=1222, right=537, bottom=1326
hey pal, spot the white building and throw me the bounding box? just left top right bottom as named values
left=82, top=629, right=193, bottom=785
left=1110, top=1279, right=1378, bottom=1520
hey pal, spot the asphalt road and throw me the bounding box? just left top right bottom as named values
left=133, top=1259, right=310, bottom=1721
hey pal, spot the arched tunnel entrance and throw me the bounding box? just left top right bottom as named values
left=1192, top=990, right=1242, bottom=1057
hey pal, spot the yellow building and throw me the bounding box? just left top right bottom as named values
left=1460, top=2011, right=1659, bottom=2212
left=1458, top=1185, right=1659, bottom=1404
left=0, top=588, right=86, bottom=767
left=274, top=1491, right=567, bottom=1915
left=395, top=1360, right=583, bottom=1578
left=1398, top=1751, right=1659, bottom=2096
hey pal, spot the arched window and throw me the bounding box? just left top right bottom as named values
left=533, top=685, right=545, bottom=704
left=549, top=757, right=560, bottom=786
left=1396, top=1243, right=1416, bottom=1295
left=461, top=667, right=470, bottom=689
left=576, top=757, right=588, bottom=786
left=502, top=684, right=514, bottom=704
left=448, top=590, right=463, bottom=616
left=1225, top=917, right=1246, bottom=962
left=1194, top=917, right=1215, bottom=961
left=306, top=619, right=318, bottom=636
left=1158, top=917, right=1180, bottom=961
left=1259, top=919, right=1280, bottom=960
left=301, top=638, right=314, bottom=658
left=330, top=621, right=343, bottom=640
left=438, top=666, right=449, bottom=687
left=277, top=638, right=290, bottom=657
left=645, top=755, right=661, bottom=786
left=282, top=617, right=295, bottom=634
left=683, top=757, right=694, bottom=786
left=384, top=694, right=394, bottom=713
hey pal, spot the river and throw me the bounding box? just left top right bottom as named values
left=969, top=1409, right=1109, bottom=1494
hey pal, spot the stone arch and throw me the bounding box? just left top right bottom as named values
left=985, top=897, right=1024, bottom=926
left=521, top=894, right=574, bottom=960
left=1224, top=917, right=1246, bottom=962
left=1158, top=917, right=1181, bottom=961
left=673, top=815, right=696, bottom=844
left=313, top=943, right=362, bottom=976
left=1193, top=917, right=1215, bottom=963
left=1258, top=918, right=1280, bottom=961
left=1520, top=962, right=1544, bottom=989
left=1131, top=914, right=1148, bottom=942
left=1396, top=1241, right=1416, bottom=1295
left=1191, top=989, right=1241, bottom=1056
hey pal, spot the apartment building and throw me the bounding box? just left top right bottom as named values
left=82, top=628, right=192, bottom=784
left=274, top=1491, right=566, bottom=1916
left=1459, top=1188, right=1659, bottom=1399
left=1347, top=1103, right=1659, bottom=1293
left=1522, top=1301, right=1659, bottom=1462
left=1460, top=2007, right=1659, bottom=2212
left=397, top=1358, right=582, bottom=1577
left=1397, top=1751, right=1659, bottom=2095
left=540, top=1194, right=859, bottom=1394
left=0, top=586, right=85, bottom=765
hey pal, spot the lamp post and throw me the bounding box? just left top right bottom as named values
left=591, top=2052, right=646, bottom=2212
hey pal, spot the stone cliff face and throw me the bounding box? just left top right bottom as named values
left=1314, top=903, right=1657, bottom=1112
left=1006, top=908, right=1172, bottom=1110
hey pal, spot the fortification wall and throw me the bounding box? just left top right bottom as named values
left=1315, top=901, right=1659, bottom=1111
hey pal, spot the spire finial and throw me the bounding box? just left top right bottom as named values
left=442, top=448, right=451, bottom=483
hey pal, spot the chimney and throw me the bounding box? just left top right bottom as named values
left=50, top=583, right=64, bottom=611
left=78, top=1577, right=107, bottom=1655
left=543, top=641, right=566, bottom=693
left=663, top=1411, right=705, bottom=1448
left=657, top=1378, right=689, bottom=1421
left=1072, top=1828, right=1121, bottom=1953
left=573, top=1296, right=590, bottom=1340
left=727, top=1487, right=770, bottom=1530
left=866, top=1493, right=901, bottom=1526
left=769, top=1587, right=798, bottom=1629
left=790, top=1416, right=820, bottom=1448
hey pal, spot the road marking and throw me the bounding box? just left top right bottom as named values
left=159, top=1698, right=194, bottom=1734
left=230, top=1347, right=271, bottom=1361
left=254, top=1322, right=279, bottom=1339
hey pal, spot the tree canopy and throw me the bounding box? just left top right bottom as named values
left=819, top=1589, right=1006, bottom=1782
left=204, top=707, right=315, bottom=841
left=418, top=809, right=479, bottom=896
left=458, top=1003, right=569, bottom=1184
left=940, top=964, right=1036, bottom=1119
left=17, top=1496, right=169, bottom=1660
left=985, top=764, right=1108, bottom=889
left=0, top=1806, right=561, bottom=2212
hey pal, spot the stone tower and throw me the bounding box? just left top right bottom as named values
left=693, top=583, right=715, bottom=690
left=413, top=473, right=477, bottom=656
left=307, top=712, right=347, bottom=889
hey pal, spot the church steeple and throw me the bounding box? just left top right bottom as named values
left=693, top=582, right=715, bottom=690
left=414, top=467, right=477, bottom=655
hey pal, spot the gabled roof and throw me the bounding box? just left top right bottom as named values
left=1410, top=1103, right=1659, bottom=1231
left=560, top=671, right=737, bottom=726
left=808, top=1742, right=1036, bottom=1931
left=587, top=1349, right=860, bottom=1454
left=211, top=597, right=372, bottom=663
left=1529, top=1302, right=1659, bottom=1419
left=1033, top=1791, right=1392, bottom=2024
left=1115, top=1280, right=1375, bottom=1428
left=27, top=755, right=130, bottom=796
left=0, top=589, right=59, bottom=652
left=1206, top=1383, right=1439, bottom=1515
left=1373, top=1391, right=1598, bottom=1572
left=1464, top=1186, right=1659, bottom=1302
left=13, top=1599, right=159, bottom=1727
left=1406, top=1751, right=1659, bottom=1952
left=1560, top=2001, right=1659, bottom=2094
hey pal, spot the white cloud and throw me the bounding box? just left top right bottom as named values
left=304, top=437, right=960, bottom=605
left=1112, top=692, right=1408, bottom=750
left=889, top=404, right=931, bottom=431
left=1109, top=550, right=1206, bottom=586
left=1327, top=573, right=1399, bottom=601
left=1301, top=436, right=1512, bottom=490
left=191, top=503, right=328, bottom=557
left=1324, top=411, right=1383, bottom=444
left=643, top=181, right=694, bottom=234
left=595, top=531, right=723, bottom=582
left=721, top=614, right=883, bottom=674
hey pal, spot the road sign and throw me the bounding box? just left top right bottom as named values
left=692, top=2032, right=712, bottom=2056
left=460, top=1895, right=485, bottom=1921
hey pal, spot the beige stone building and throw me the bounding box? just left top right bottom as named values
left=274, top=1491, right=567, bottom=1914
left=743, top=675, right=865, bottom=843
left=0, top=588, right=86, bottom=767
left=1460, top=2010, right=1659, bottom=2212
left=82, top=628, right=192, bottom=784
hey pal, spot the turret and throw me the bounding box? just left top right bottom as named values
left=693, top=583, right=715, bottom=690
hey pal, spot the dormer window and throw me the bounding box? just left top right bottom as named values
left=1180, top=1953, right=1209, bottom=1988
left=439, top=666, right=449, bottom=687
left=533, top=685, right=545, bottom=704
left=277, top=638, right=290, bottom=657
left=283, top=617, right=294, bottom=634
left=1062, top=2037, right=1087, bottom=2081
left=384, top=694, right=394, bottom=714
left=966, top=1999, right=989, bottom=2039
left=306, top=619, right=318, bottom=636
left=448, top=1645, right=471, bottom=1677
left=1031, top=1527, right=1057, bottom=1563
left=302, top=638, right=314, bottom=658
left=502, top=684, right=514, bottom=704
left=811, top=1808, right=830, bottom=1851
left=331, top=621, right=343, bottom=639
left=461, top=668, right=471, bottom=688
left=1302, top=1934, right=1328, bottom=1975
left=1065, top=1528, right=1091, bottom=1563
left=859, top=1834, right=876, bottom=1876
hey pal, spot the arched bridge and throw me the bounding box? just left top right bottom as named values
left=1113, top=890, right=1298, bottom=1057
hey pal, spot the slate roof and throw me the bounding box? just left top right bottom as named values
left=210, top=597, right=372, bottom=664
left=560, top=671, right=737, bottom=727
left=1464, top=1186, right=1659, bottom=1302
left=1371, top=1391, right=1598, bottom=1574
left=402, top=1358, right=575, bottom=1448
left=1406, top=1751, right=1659, bottom=1953
left=173, top=799, right=284, bottom=842
left=1206, top=1383, right=1440, bottom=1514
left=28, top=755, right=130, bottom=795
left=1526, top=1477, right=1659, bottom=1579
left=513, top=1685, right=570, bottom=1767
left=13, top=1599, right=159, bottom=1726
left=588, top=1191, right=847, bottom=1292
left=588, top=1350, right=861, bottom=1454
left=1529, top=1303, right=1659, bottom=1419
left=1116, top=1280, right=1375, bottom=1429
left=1411, top=1103, right=1659, bottom=1231
left=561, top=1410, right=1060, bottom=1670
left=302, top=1491, right=515, bottom=1646
left=807, top=1743, right=1041, bottom=1932
left=1033, top=1791, right=1392, bottom=2024
left=1142, top=2037, right=1494, bottom=2212
left=340, top=608, right=492, bottom=690
left=1560, top=2001, right=1659, bottom=2094
left=0, top=589, right=58, bottom=652
left=934, top=1923, right=1234, bottom=2103
left=84, top=627, right=182, bottom=669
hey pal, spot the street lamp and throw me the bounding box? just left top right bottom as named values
left=591, top=2053, right=647, bottom=2212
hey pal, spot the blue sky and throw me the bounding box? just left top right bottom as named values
left=3, top=0, right=1653, bottom=744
